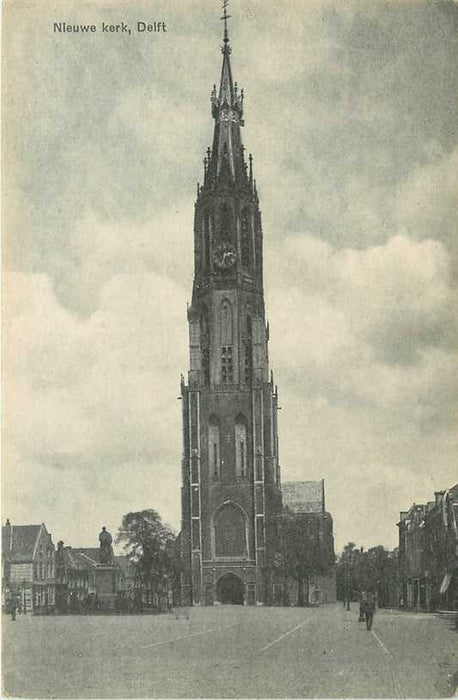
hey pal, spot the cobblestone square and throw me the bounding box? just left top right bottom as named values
left=3, top=605, right=457, bottom=698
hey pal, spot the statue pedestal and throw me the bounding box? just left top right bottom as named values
left=95, top=566, right=118, bottom=610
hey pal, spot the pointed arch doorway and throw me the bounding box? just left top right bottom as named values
left=216, top=573, right=244, bottom=605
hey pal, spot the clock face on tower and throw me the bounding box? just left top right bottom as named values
left=213, top=242, right=237, bottom=269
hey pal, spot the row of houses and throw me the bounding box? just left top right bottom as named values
left=398, top=483, right=458, bottom=611
left=3, top=499, right=336, bottom=613
left=2, top=521, right=166, bottom=614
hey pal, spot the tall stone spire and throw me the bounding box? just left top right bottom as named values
left=193, top=1, right=261, bottom=295
left=206, top=2, right=246, bottom=186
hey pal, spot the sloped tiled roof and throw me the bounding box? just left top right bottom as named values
left=59, top=547, right=90, bottom=570
left=282, top=481, right=324, bottom=514
left=2, top=525, right=42, bottom=563
left=73, top=548, right=101, bottom=566
left=57, top=547, right=124, bottom=571
left=73, top=548, right=123, bottom=571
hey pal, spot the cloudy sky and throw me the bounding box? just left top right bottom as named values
left=3, top=0, right=457, bottom=552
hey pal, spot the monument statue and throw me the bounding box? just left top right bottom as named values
left=98, top=526, right=113, bottom=565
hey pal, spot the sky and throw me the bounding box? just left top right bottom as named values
left=3, top=0, right=457, bottom=553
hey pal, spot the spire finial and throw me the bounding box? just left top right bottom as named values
left=221, top=0, right=231, bottom=49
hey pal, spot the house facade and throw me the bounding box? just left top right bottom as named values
left=2, top=520, right=55, bottom=613
left=71, top=547, right=125, bottom=611
left=55, top=543, right=127, bottom=612
left=398, top=483, right=458, bottom=611
left=398, top=504, right=428, bottom=608
left=55, top=541, right=97, bottom=612
left=424, top=485, right=458, bottom=611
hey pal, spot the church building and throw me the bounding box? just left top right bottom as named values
left=180, top=10, right=282, bottom=606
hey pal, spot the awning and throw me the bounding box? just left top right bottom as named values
left=439, top=572, right=452, bottom=594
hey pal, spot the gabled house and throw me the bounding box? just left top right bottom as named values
left=398, top=504, right=428, bottom=608
left=55, top=541, right=96, bottom=612
left=2, top=520, right=55, bottom=613
left=55, top=543, right=125, bottom=612
left=424, top=484, right=458, bottom=611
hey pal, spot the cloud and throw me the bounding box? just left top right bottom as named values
left=268, top=232, right=453, bottom=363
left=3, top=0, right=457, bottom=551
left=266, top=230, right=457, bottom=547
left=396, top=144, right=458, bottom=247
left=51, top=201, right=194, bottom=314
left=4, top=270, right=187, bottom=542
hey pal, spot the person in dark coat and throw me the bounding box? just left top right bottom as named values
left=365, top=591, right=376, bottom=631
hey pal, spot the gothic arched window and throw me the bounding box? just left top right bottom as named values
left=220, top=300, right=232, bottom=345
left=203, top=211, right=212, bottom=271
left=241, top=208, right=251, bottom=269
left=214, top=503, right=247, bottom=558
left=244, top=315, right=252, bottom=384
left=220, top=300, right=234, bottom=384
left=220, top=203, right=232, bottom=243
left=208, top=416, right=220, bottom=480
left=235, top=414, right=248, bottom=478
left=201, top=305, right=210, bottom=385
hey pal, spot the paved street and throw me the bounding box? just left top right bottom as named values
left=3, top=604, right=457, bottom=698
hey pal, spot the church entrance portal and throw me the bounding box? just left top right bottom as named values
left=216, top=573, right=244, bottom=605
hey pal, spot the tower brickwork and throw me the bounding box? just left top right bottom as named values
left=180, top=15, right=281, bottom=606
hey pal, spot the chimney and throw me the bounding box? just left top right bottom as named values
left=4, top=519, right=13, bottom=553
left=56, top=540, right=65, bottom=564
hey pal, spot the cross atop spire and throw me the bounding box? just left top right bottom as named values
left=221, top=0, right=232, bottom=52
left=200, top=0, right=255, bottom=192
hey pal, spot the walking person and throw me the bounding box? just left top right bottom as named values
left=365, top=591, right=376, bottom=631
left=10, top=596, right=17, bottom=621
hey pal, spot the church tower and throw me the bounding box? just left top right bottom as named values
left=180, top=7, right=281, bottom=606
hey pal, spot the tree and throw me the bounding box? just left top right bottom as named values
left=336, top=542, right=398, bottom=608
left=366, top=546, right=398, bottom=608
left=276, top=510, right=335, bottom=606
left=340, top=542, right=360, bottom=606
left=116, top=510, right=176, bottom=607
